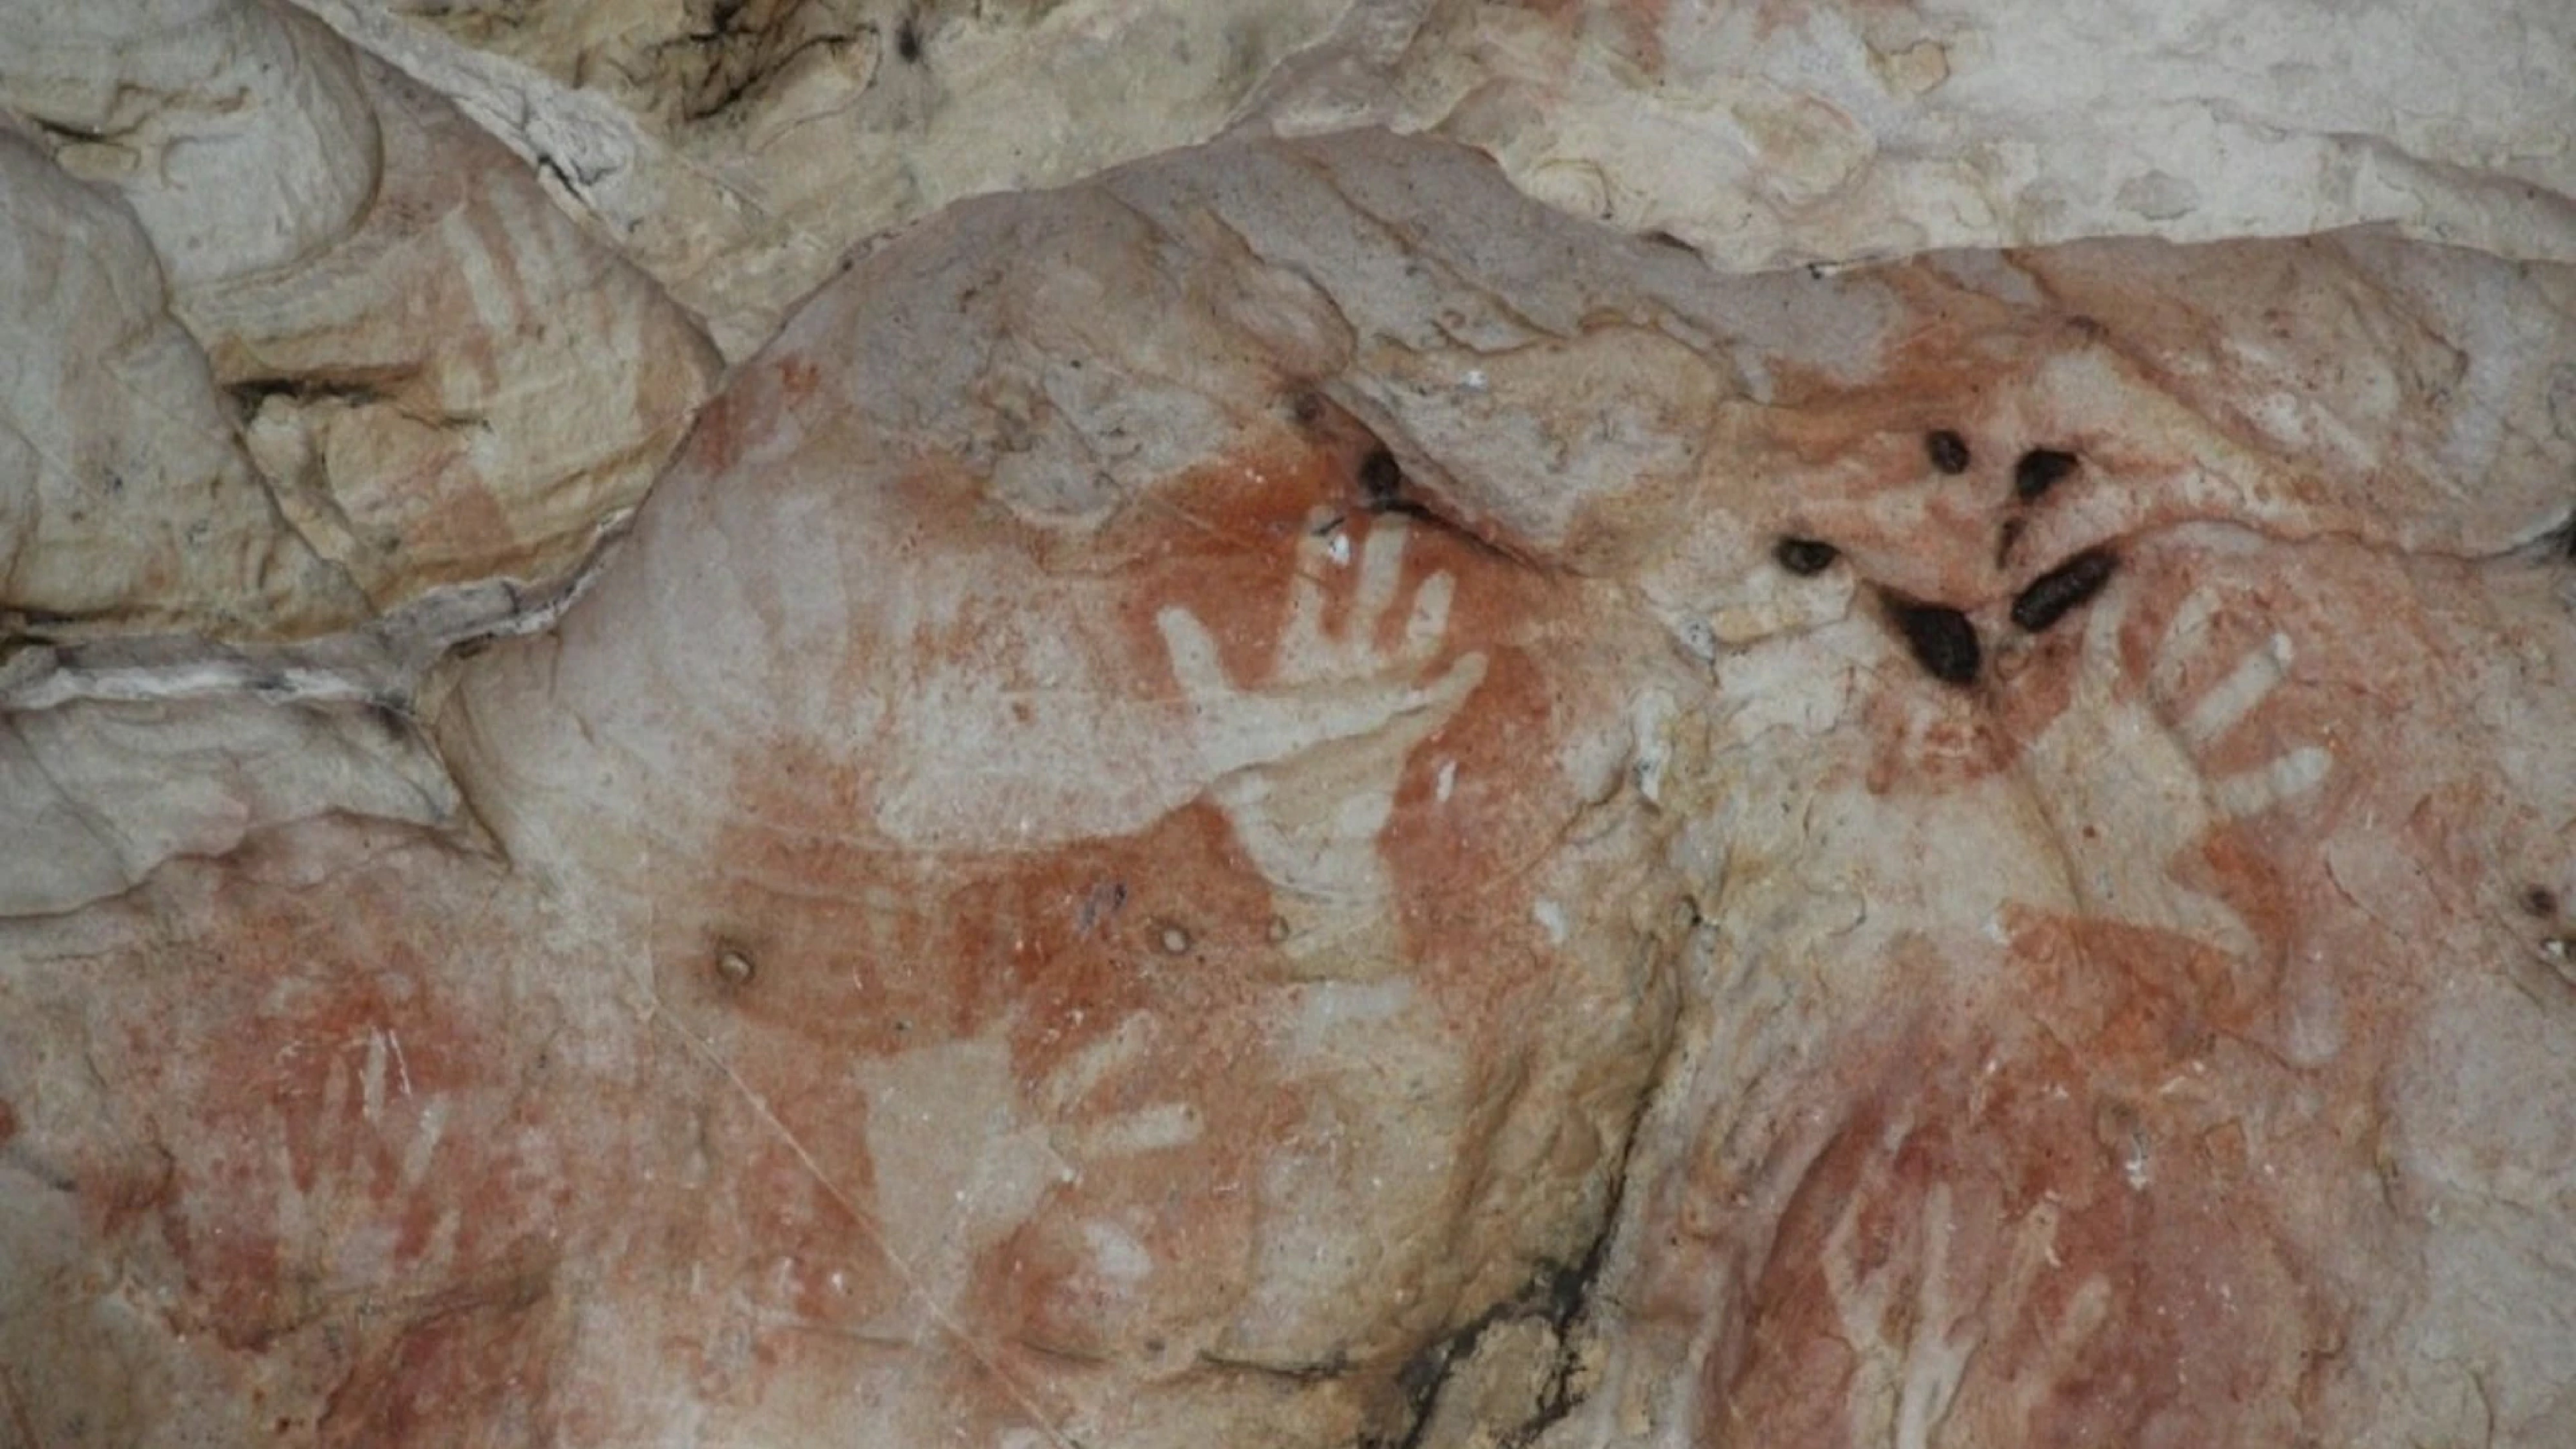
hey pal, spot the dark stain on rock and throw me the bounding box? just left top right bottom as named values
left=1884, top=595, right=1982, bottom=686
left=2011, top=548, right=2119, bottom=633
left=1774, top=537, right=1840, bottom=576
left=1926, top=430, right=1972, bottom=475
left=2014, top=448, right=2082, bottom=503
left=1359, top=448, right=1406, bottom=510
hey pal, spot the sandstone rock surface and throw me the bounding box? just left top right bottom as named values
left=4, top=2, right=2576, bottom=1447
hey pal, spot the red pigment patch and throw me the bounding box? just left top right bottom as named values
left=1860, top=675, right=2014, bottom=796
left=89, top=857, right=563, bottom=1354
left=1709, top=945, right=2329, bottom=1446
left=2001, top=907, right=2243, bottom=1071
left=669, top=423, right=1588, bottom=1376
left=687, top=756, right=1301, bottom=1361
left=315, top=1260, right=564, bottom=1448
left=1113, top=435, right=1580, bottom=1028
left=1103, top=441, right=1381, bottom=675
left=1379, top=636, right=1581, bottom=1027
left=692, top=745, right=1283, bottom=1078
left=677, top=350, right=810, bottom=479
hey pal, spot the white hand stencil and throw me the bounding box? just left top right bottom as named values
left=2028, top=568, right=2333, bottom=967
left=1156, top=515, right=1487, bottom=962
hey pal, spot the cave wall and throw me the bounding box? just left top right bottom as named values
left=4, top=2, right=2575, bottom=1445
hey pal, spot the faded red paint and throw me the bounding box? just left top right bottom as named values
left=1708, top=921, right=2333, bottom=1447
left=628, top=411, right=1626, bottom=1423
left=57, top=847, right=581, bottom=1413
left=316, top=1261, right=565, bottom=1448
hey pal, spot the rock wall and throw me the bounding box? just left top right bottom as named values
left=3, top=2, right=2575, bottom=1446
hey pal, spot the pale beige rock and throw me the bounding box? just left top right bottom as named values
left=191, top=53, right=723, bottom=608
left=1, top=0, right=718, bottom=645
left=0, top=131, right=363, bottom=637
left=1391, top=0, right=2576, bottom=270
left=284, top=0, right=1359, bottom=357
left=0, top=0, right=381, bottom=287
left=0, top=695, right=457, bottom=916
left=260, top=0, right=2576, bottom=368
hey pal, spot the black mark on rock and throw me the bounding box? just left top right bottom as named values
left=2014, top=448, right=2081, bottom=503
left=2011, top=547, right=2119, bottom=633
left=1358, top=446, right=1442, bottom=524
left=2547, top=510, right=2576, bottom=561
left=1359, top=448, right=1405, bottom=508
left=2526, top=886, right=2561, bottom=919
left=896, top=14, right=922, bottom=61
left=1926, top=430, right=1972, bottom=475
left=1884, top=596, right=1982, bottom=686
left=1774, top=537, right=1840, bottom=576
left=365, top=697, right=414, bottom=742
left=1078, top=880, right=1128, bottom=934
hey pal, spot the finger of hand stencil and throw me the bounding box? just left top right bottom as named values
left=2180, top=635, right=2292, bottom=752
left=1403, top=649, right=1488, bottom=723
left=1281, top=555, right=1334, bottom=670
left=1157, top=605, right=1234, bottom=711
left=2149, top=584, right=2222, bottom=703
left=1350, top=514, right=1411, bottom=642
left=1403, top=570, right=1457, bottom=663
left=2210, top=744, right=2330, bottom=819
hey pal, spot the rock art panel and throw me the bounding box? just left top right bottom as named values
left=434, top=162, right=1694, bottom=1441
left=5, top=125, right=2576, bottom=1449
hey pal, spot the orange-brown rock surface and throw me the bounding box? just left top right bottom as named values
left=5, top=4, right=2576, bottom=1447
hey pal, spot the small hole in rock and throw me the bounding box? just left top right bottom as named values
left=1926, top=430, right=1971, bottom=474
left=2014, top=448, right=2081, bottom=502
left=1774, top=537, right=1839, bottom=575
left=1358, top=448, right=1404, bottom=507
left=1883, top=595, right=1982, bottom=686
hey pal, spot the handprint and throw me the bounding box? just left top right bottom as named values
left=1156, top=514, right=1486, bottom=967
left=853, top=1012, right=1207, bottom=1346
left=205, top=1024, right=468, bottom=1343
left=2023, top=569, right=2332, bottom=965
left=1819, top=1175, right=1984, bottom=1449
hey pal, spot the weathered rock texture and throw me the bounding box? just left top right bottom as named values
left=5, top=2, right=2576, bottom=1447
